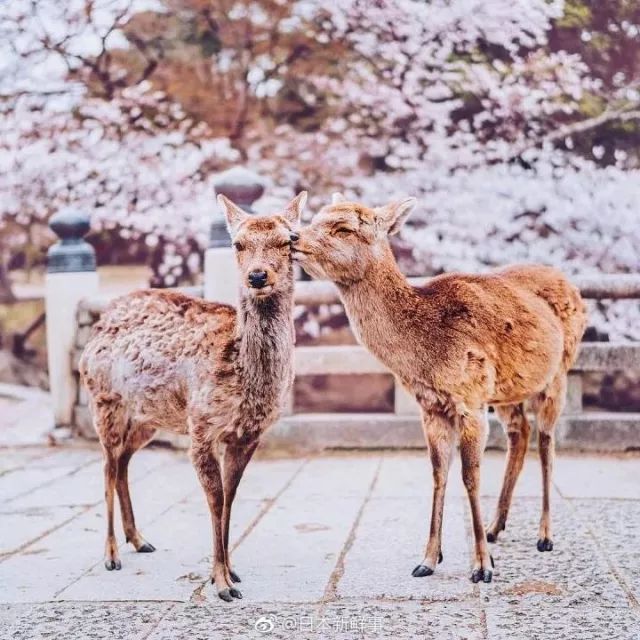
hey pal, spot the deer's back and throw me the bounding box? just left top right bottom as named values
left=410, top=265, right=585, bottom=405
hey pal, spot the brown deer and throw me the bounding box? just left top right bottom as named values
left=293, top=194, right=586, bottom=583
left=79, top=192, right=306, bottom=602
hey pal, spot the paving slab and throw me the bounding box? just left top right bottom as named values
left=59, top=497, right=264, bottom=602
left=9, top=458, right=106, bottom=509
left=9, top=447, right=184, bottom=510
left=552, top=454, right=640, bottom=499
left=57, top=455, right=305, bottom=602
left=337, top=494, right=474, bottom=601
left=0, top=448, right=53, bottom=475
left=206, top=456, right=381, bottom=603
left=282, top=454, right=381, bottom=500
left=0, top=505, right=84, bottom=556
left=0, top=397, right=53, bottom=447
left=480, top=452, right=552, bottom=498
left=0, top=462, right=97, bottom=504
left=0, top=458, right=195, bottom=602
left=205, top=457, right=308, bottom=503
left=207, top=494, right=367, bottom=603
left=376, top=452, right=554, bottom=499
left=28, top=445, right=172, bottom=471
left=21, top=447, right=101, bottom=468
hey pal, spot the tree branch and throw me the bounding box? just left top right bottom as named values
left=505, top=106, right=640, bottom=162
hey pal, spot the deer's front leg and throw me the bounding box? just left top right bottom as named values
left=222, top=436, right=260, bottom=585
left=191, top=438, right=241, bottom=602
left=460, top=412, right=494, bottom=583
left=412, top=412, right=455, bottom=577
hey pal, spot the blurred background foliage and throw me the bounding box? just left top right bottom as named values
left=0, top=0, right=639, bottom=348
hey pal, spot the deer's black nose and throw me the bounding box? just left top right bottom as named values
left=289, top=232, right=300, bottom=242
left=248, top=270, right=268, bottom=289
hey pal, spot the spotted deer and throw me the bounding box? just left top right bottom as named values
left=293, top=194, right=587, bottom=583
left=80, top=192, right=306, bottom=601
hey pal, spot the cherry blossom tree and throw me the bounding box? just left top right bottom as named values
left=299, top=0, right=640, bottom=339
left=1, top=0, right=639, bottom=337
left=0, top=1, right=238, bottom=291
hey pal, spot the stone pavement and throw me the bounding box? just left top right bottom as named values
left=1, top=445, right=640, bottom=640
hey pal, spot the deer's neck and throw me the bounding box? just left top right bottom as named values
left=234, top=282, right=295, bottom=412
left=337, top=248, right=430, bottom=370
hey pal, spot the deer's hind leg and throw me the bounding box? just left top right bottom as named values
left=102, top=449, right=120, bottom=570
left=460, top=411, right=494, bottom=583
left=531, top=373, right=567, bottom=552
left=117, top=422, right=157, bottom=553
left=486, top=403, right=531, bottom=543
left=93, top=398, right=127, bottom=571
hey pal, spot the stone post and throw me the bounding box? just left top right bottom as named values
left=565, top=372, right=584, bottom=414
left=204, top=166, right=265, bottom=303
left=394, top=379, right=421, bottom=416
left=45, top=210, right=98, bottom=427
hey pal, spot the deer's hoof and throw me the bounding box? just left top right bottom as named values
left=412, top=564, right=434, bottom=577
left=471, top=568, right=493, bottom=583
left=486, top=522, right=505, bottom=543
left=229, top=569, right=241, bottom=583
left=137, top=542, right=156, bottom=553
left=104, top=558, right=122, bottom=571
left=537, top=537, right=553, bottom=552
left=217, top=587, right=242, bottom=602
left=217, top=588, right=234, bottom=602
left=438, top=551, right=444, bottom=564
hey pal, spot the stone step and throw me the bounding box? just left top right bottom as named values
left=73, top=407, right=640, bottom=453
left=271, top=412, right=640, bottom=453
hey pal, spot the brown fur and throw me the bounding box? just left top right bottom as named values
left=294, top=195, right=587, bottom=582
left=80, top=192, right=306, bottom=602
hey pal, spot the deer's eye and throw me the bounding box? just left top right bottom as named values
left=233, top=241, right=245, bottom=251
left=334, top=227, right=354, bottom=235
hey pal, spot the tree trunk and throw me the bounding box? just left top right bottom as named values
left=0, top=260, right=15, bottom=303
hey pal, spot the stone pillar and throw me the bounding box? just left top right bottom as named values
left=565, top=372, right=583, bottom=414
left=45, top=210, right=99, bottom=427
left=204, top=166, right=265, bottom=303
left=394, top=379, right=421, bottom=416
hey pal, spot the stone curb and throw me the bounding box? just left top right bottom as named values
left=71, top=406, right=640, bottom=453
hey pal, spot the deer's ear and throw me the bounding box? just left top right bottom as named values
left=217, top=194, right=248, bottom=235
left=375, top=198, right=417, bottom=236
left=282, top=191, right=307, bottom=225
left=331, top=192, right=346, bottom=205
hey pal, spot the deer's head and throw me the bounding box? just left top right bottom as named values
left=217, top=192, right=306, bottom=300
left=293, top=193, right=416, bottom=284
